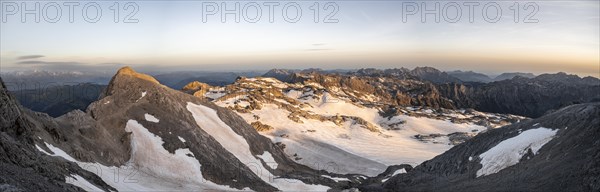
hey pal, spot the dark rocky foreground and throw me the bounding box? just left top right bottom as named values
left=359, top=102, right=600, bottom=192
left=0, top=77, right=115, bottom=192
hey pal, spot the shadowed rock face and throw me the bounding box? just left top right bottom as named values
left=359, top=103, right=600, bottom=192
left=0, top=77, right=115, bottom=192
left=440, top=73, right=600, bottom=117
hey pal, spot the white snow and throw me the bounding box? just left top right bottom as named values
left=228, top=97, right=485, bottom=176
left=256, top=151, right=278, bottom=169
left=124, top=120, right=228, bottom=188
left=321, top=175, right=350, bottom=182
left=477, top=127, right=558, bottom=177
left=381, top=168, right=406, bottom=183
left=205, top=91, right=226, bottom=100
left=391, top=168, right=407, bottom=176
left=136, top=91, right=147, bottom=102
left=66, top=174, right=104, bottom=192
left=36, top=144, right=51, bottom=155
left=144, top=113, right=160, bottom=123
left=187, top=102, right=329, bottom=191
left=36, top=121, right=240, bottom=191
left=178, top=136, right=186, bottom=143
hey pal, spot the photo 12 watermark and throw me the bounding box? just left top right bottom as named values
left=201, top=1, right=339, bottom=23
left=401, top=1, right=540, bottom=23
left=1, top=1, right=139, bottom=23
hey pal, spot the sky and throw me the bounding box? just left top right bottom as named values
left=1, top=0, right=599, bottom=77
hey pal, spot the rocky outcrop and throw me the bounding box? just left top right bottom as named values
left=250, top=121, right=274, bottom=132
left=182, top=81, right=212, bottom=97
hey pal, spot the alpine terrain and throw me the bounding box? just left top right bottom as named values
left=1, top=66, right=598, bottom=191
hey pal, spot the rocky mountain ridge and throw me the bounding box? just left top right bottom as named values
left=366, top=102, right=600, bottom=191
left=264, top=68, right=600, bottom=118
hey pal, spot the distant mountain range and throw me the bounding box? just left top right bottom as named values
left=439, top=70, right=538, bottom=83
left=11, top=83, right=105, bottom=117
left=264, top=67, right=600, bottom=118
left=5, top=67, right=599, bottom=118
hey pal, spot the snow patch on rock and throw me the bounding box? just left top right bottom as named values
left=36, top=121, right=239, bottom=191
left=66, top=174, right=104, bottom=192
left=477, top=127, right=557, bottom=177
left=321, top=175, right=350, bottom=182
left=256, top=151, right=278, bottom=169
left=144, top=113, right=160, bottom=123
left=186, top=102, right=329, bottom=191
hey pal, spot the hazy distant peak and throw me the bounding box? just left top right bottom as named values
left=447, top=70, right=492, bottom=83
left=493, top=72, right=536, bottom=81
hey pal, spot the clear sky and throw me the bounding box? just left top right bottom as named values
left=1, top=0, right=598, bottom=77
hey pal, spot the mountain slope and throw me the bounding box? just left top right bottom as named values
left=365, top=103, right=600, bottom=191
left=0, top=77, right=115, bottom=192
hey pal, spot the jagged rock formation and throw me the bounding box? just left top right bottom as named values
left=362, top=103, right=600, bottom=192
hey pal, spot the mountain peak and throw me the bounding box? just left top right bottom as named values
left=102, top=66, right=162, bottom=98
left=114, top=66, right=159, bottom=84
